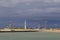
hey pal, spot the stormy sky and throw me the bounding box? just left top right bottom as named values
left=0, top=0, right=60, bottom=27
left=0, top=0, right=60, bottom=18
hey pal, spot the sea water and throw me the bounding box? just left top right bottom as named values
left=0, top=32, right=60, bottom=40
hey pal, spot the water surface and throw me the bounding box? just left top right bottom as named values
left=0, top=32, right=60, bottom=40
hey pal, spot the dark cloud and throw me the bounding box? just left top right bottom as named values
left=0, top=0, right=60, bottom=18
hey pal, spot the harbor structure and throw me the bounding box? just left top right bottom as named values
left=0, top=20, right=60, bottom=32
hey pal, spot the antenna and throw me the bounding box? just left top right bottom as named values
left=54, top=24, right=57, bottom=29
left=9, top=21, right=13, bottom=29
left=44, top=20, right=48, bottom=29
left=24, top=19, right=27, bottom=29
left=37, top=24, right=40, bottom=30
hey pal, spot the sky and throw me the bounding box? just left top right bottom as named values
left=0, top=0, right=60, bottom=17
left=0, top=0, right=60, bottom=28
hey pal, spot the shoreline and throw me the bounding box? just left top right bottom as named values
left=0, top=28, right=60, bottom=32
left=39, top=29, right=60, bottom=32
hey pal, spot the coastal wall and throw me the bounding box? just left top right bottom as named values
left=0, top=28, right=39, bottom=32
left=40, top=29, right=60, bottom=32
left=0, top=28, right=60, bottom=32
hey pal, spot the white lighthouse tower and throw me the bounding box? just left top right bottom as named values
left=24, top=19, right=27, bottom=29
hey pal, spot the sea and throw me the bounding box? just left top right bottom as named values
left=0, top=32, right=60, bottom=40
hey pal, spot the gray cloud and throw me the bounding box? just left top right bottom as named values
left=0, top=0, right=60, bottom=7
left=0, top=0, right=60, bottom=17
